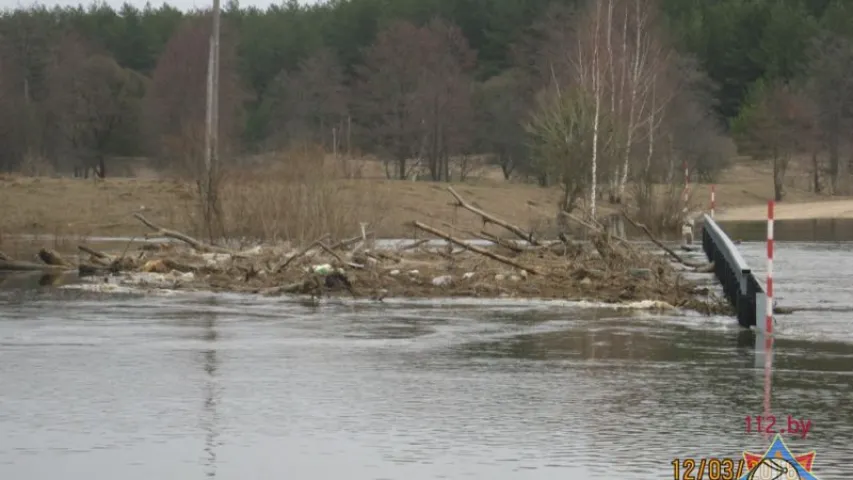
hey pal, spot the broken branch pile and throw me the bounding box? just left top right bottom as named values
left=3, top=188, right=729, bottom=315
left=0, top=248, right=77, bottom=274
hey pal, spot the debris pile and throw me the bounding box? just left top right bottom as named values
left=0, top=187, right=730, bottom=315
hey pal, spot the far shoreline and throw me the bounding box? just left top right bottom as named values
left=714, top=199, right=853, bottom=222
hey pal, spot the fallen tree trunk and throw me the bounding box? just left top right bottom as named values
left=411, top=221, right=540, bottom=275
left=133, top=213, right=232, bottom=254
left=0, top=259, right=71, bottom=273
left=330, top=231, right=374, bottom=251
left=560, top=211, right=630, bottom=246
left=78, top=264, right=110, bottom=277
left=141, top=258, right=196, bottom=273
left=441, top=222, right=525, bottom=253
left=399, top=238, right=429, bottom=251
left=38, top=248, right=72, bottom=267
left=446, top=187, right=540, bottom=246
left=78, top=245, right=115, bottom=266
left=479, top=230, right=525, bottom=253
left=275, top=234, right=331, bottom=273
left=619, top=212, right=708, bottom=269
left=316, top=241, right=365, bottom=269
left=79, top=245, right=112, bottom=261
left=559, top=211, right=636, bottom=262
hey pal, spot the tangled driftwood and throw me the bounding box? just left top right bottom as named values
left=133, top=213, right=233, bottom=254
left=1, top=188, right=727, bottom=315
left=0, top=248, right=76, bottom=274
left=412, top=220, right=541, bottom=275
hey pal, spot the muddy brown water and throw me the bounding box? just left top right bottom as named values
left=718, top=217, right=853, bottom=243
left=1, top=237, right=852, bottom=479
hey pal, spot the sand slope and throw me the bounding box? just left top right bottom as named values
left=715, top=199, right=853, bottom=221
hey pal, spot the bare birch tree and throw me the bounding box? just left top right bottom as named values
left=606, top=0, right=673, bottom=203
left=588, top=0, right=602, bottom=219
left=526, top=87, right=619, bottom=214
left=527, top=0, right=719, bottom=228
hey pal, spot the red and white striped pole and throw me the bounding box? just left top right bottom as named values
left=710, top=185, right=716, bottom=218
left=763, top=333, right=773, bottom=440
left=766, top=200, right=774, bottom=336
left=760, top=200, right=775, bottom=441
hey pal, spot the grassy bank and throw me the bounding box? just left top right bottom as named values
left=0, top=153, right=762, bottom=312
left=1, top=157, right=843, bottom=256
left=0, top=157, right=568, bottom=249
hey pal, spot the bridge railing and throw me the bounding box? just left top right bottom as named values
left=700, top=214, right=765, bottom=328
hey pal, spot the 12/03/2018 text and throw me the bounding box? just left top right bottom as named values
left=672, top=458, right=746, bottom=480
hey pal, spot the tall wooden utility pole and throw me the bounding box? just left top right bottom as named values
left=203, top=0, right=221, bottom=238
left=211, top=0, right=220, bottom=168
left=204, top=0, right=220, bottom=175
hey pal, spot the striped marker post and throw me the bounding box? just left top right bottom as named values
left=766, top=200, right=774, bottom=336
left=763, top=333, right=773, bottom=441
left=760, top=200, right=775, bottom=441
left=710, top=185, right=716, bottom=218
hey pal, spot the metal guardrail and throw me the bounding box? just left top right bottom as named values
left=701, top=214, right=765, bottom=328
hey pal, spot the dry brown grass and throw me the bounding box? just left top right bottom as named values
left=214, top=147, right=391, bottom=245
left=0, top=152, right=566, bottom=247
left=2, top=155, right=845, bottom=253
left=631, top=181, right=692, bottom=234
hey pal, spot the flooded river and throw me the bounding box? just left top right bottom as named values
left=1, top=236, right=852, bottom=479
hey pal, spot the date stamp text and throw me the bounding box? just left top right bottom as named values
left=671, top=458, right=746, bottom=480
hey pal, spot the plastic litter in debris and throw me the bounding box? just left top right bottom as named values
left=312, top=264, right=334, bottom=275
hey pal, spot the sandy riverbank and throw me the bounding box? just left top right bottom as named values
left=714, top=199, right=853, bottom=221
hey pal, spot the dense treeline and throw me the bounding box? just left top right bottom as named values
left=1, top=0, right=852, bottom=206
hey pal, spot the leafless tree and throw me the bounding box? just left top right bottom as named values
left=0, top=13, right=55, bottom=170
left=526, top=2, right=612, bottom=215
left=472, top=69, right=530, bottom=179
left=0, top=40, right=28, bottom=171
left=526, top=86, right=619, bottom=214
left=734, top=81, right=816, bottom=201
left=416, top=18, right=476, bottom=181
left=145, top=15, right=244, bottom=177
left=664, top=55, right=734, bottom=183
left=264, top=47, right=349, bottom=151
left=526, top=0, right=728, bottom=229
left=804, top=32, right=853, bottom=194
left=46, top=32, right=146, bottom=178
left=353, top=18, right=475, bottom=181
left=610, top=0, right=673, bottom=203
